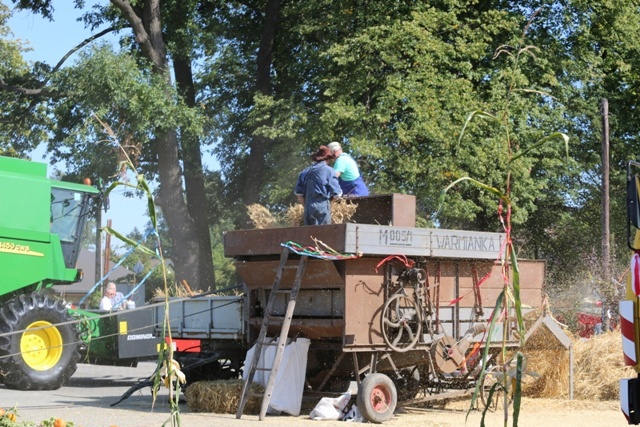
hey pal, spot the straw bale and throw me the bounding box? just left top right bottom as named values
left=184, top=379, right=264, bottom=414
left=247, top=204, right=280, bottom=229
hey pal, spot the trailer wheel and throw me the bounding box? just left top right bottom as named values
left=0, top=293, right=80, bottom=390
left=381, top=294, right=421, bottom=352
left=357, top=373, right=397, bottom=423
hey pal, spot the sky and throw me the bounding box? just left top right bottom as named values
left=5, top=1, right=199, bottom=237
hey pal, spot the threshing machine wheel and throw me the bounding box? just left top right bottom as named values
left=357, top=373, right=397, bottom=423
left=381, top=293, right=422, bottom=353
left=0, top=292, right=80, bottom=390
left=479, top=365, right=514, bottom=412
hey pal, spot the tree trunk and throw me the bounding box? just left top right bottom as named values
left=111, top=0, right=202, bottom=290
left=241, top=0, right=281, bottom=227
left=174, top=55, right=216, bottom=289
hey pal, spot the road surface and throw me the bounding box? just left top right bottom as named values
left=0, top=362, right=628, bottom=427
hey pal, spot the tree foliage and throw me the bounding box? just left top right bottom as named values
left=2, top=0, right=640, bottom=311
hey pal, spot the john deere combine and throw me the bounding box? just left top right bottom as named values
left=0, top=155, right=98, bottom=390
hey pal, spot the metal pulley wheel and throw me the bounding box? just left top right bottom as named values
left=381, top=293, right=422, bottom=352
left=430, top=335, right=465, bottom=374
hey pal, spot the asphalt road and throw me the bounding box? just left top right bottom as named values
left=0, top=362, right=626, bottom=427
left=0, top=362, right=355, bottom=427
left=0, top=362, right=248, bottom=427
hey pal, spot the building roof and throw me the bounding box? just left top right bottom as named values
left=54, top=248, right=132, bottom=295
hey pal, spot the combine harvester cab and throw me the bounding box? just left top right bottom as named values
left=0, top=155, right=98, bottom=390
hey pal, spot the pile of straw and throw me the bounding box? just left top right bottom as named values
left=330, top=198, right=358, bottom=224
left=572, top=331, right=635, bottom=400
left=153, top=280, right=205, bottom=298
left=282, top=204, right=304, bottom=227
left=247, top=204, right=280, bottom=229
left=520, top=330, right=635, bottom=400
left=250, top=199, right=358, bottom=229
left=184, top=379, right=264, bottom=414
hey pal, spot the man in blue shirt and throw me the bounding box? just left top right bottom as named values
left=327, top=141, right=369, bottom=196
left=295, top=146, right=343, bottom=225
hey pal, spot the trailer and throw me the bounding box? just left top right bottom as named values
left=158, top=194, right=545, bottom=423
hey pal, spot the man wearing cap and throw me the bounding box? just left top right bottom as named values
left=295, top=146, right=343, bottom=225
left=327, top=141, right=369, bottom=197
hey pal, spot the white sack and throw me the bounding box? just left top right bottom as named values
left=309, top=392, right=351, bottom=420
left=243, top=337, right=311, bottom=416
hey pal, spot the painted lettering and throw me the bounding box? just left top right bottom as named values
left=435, top=234, right=499, bottom=252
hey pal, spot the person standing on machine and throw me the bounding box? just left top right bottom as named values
left=327, top=141, right=369, bottom=197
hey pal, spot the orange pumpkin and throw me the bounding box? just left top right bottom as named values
left=0, top=408, right=5, bottom=416
left=53, top=418, right=66, bottom=427
left=6, top=412, right=16, bottom=422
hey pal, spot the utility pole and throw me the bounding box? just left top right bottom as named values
left=94, top=206, right=102, bottom=308
left=104, top=219, right=112, bottom=277
left=601, top=98, right=611, bottom=331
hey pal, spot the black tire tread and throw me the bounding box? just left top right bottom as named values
left=0, top=292, right=80, bottom=390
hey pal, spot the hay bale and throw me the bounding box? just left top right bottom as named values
left=185, top=380, right=264, bottom=414
left=247, top=204, right=280, bottom=229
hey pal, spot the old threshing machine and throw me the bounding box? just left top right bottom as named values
left=223, top=194, right=545, bottom=422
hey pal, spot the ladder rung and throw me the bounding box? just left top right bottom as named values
left=282, top=265, right=300, bottom=270
left=275, top=289, right=292, bottom=294
left=255, top=367, right=272, bottom=372
left=249, top=392, right=265, bottom=398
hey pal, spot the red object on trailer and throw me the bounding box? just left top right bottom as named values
left=167, top=337, right=201, bottom=353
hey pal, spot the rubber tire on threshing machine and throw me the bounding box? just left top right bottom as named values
left=0, top=292, right=80, bottom=390
left=357, top=373, right=397, bottom=423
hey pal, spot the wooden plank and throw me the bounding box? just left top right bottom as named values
left=224, top=225, right=348, bottom=257
left=236, top=259, right=343, bottom=289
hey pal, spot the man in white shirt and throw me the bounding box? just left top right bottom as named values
left=100, top=282, right=126, bottom=310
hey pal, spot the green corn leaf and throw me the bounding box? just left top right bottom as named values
left=510, top=132, right=569, bottom=163
left=456, top=109, right=499, bottom=149
left=510, top=245, right=525, bottom=346
left=102, top=226, right=157, bottom=257
left=513, top=352, right=524, bottom=427
left=439, top=177, right=510, bottom=214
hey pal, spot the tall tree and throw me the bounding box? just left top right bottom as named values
left=5, top=0, right=211, bottom=290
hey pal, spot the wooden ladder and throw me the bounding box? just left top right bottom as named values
left=236, top=247, right=308, bottom=420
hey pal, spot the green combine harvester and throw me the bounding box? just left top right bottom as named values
left=0, top=155, right=159, bottom=391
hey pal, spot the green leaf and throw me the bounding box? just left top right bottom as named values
left=102, top=226, right=157, bottom=258
left=456, top=109, right=499, bottom=149
left=439, top=177, right=510, bottom=214
left=510, top=244, right=525, bottom=346
left=510, top=132, right=569, bottom=163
